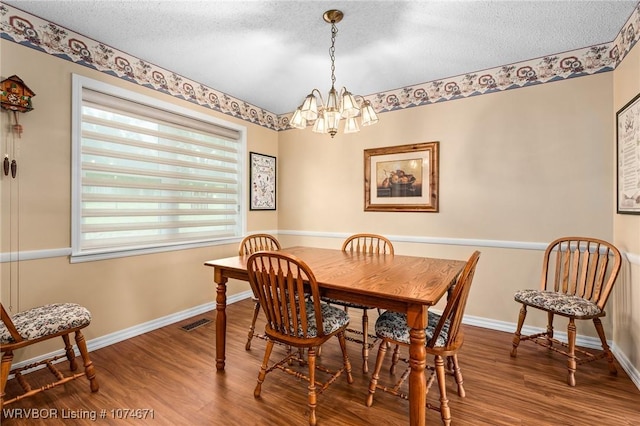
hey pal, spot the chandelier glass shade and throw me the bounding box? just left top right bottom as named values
left=289, top=10, right=379, bottom=138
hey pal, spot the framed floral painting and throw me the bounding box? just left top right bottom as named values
left=249, top=152, right=276, bottom=211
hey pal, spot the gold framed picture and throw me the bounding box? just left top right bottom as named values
left=364, top=142, right=439, bottom=212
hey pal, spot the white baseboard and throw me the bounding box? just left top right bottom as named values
left=611, top=344, right=640, bottom=390
left=10, top=291, right=640, bottom=392
left=459, top=313, right=640, bottom=390
left=9, top=291, right=251, bottom=373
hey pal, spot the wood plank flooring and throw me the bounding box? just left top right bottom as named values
left=2, top=299, right=639, bottom=425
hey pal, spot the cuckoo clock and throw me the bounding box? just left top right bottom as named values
left=1, top=75, right=35, bottom=177
left=1, top=75, right=35, bottom=113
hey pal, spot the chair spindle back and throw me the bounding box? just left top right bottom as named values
left=428, top=251, right=481, bottom=349
left=247, top=252, right=325, bottom=341
left=540, top=237, right=621, bottom=310
left=239, top=234, right=281, bottom=256
left=342, top=233, right=394, bottom=255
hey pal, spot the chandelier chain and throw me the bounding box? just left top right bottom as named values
left=330, top=22, right=337, bottom=86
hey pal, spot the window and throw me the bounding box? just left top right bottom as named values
left=71, top=75, right=245, bottom=261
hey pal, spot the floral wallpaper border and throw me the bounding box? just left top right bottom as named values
left=1, top=3, right=639, bottom=132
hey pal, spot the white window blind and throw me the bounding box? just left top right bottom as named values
left=72, top=76, right=244, bottom=260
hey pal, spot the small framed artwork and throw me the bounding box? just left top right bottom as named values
left=616, top=92, right=640, bottom=214
left=249, top=152, right=276, bottom=211
left=364, top=142, right=439, bottom=212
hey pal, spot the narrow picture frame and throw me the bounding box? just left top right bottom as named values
left=249, top=152, right=276, bottom=211
left=616, top=92, right=640, bottom=214
left=364, top=142, right=439, bottom=212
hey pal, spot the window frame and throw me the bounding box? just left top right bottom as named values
left=70, top=74, right=246, bottom=262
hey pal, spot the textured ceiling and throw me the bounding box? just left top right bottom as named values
left=3, top=0, right=638, bottom=115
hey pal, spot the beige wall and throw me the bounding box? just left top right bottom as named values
left=279, top=73, right=615, bottom=328
left=0, top=42, right=278, bottom=360
left=279, top=77, right=614, bottom=241
left=613, top=43, right=640, bottom=373
left=2, top=36, right=638, bottom=382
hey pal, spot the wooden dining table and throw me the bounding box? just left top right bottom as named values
left=204, top=246, right=466, bottom=426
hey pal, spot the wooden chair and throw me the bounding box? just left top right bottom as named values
left=0, top=303, right=99, bottom=407
left=510, top=237, right=622, bottom=386
left=247, top=251, right=353, bottom=426
left=321, top=233, right=394, bottom=373
left=366, top=251, right=481, bottom=426
left=238, top=233, right=281, bottom=350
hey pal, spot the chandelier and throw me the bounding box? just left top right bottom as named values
left=289, top=10, right=379, bottom=138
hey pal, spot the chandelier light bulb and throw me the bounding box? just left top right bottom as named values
left=360, top=100, right=379, bottom=126
left=300, top=94, right=318, bottom=121
left=289, top=107, right=307, bottom=129
left=344, top=117, right=360, bottom=133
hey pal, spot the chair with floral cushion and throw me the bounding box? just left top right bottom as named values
left=510, top=236, right=622, bottom=386
left=365, top=251, right=480, bottom=426
left=247, top=251, right=353, bottom=426
left=0, top=302, right=99, bottom=407
left=238, top=233, right=282, bottom=350
left=321, top=233, right=394, bottom=373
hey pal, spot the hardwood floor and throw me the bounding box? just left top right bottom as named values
left=2, top=299, right=639, bottom=425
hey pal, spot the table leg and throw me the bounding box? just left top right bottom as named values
left=407, top=305, right=428, bottom=426
left=214, top=269, right=228, bottom=371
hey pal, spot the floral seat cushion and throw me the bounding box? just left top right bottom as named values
left=0, top=303, right=92, bottom=344
left=298, top=301, right=350, bottom=338
left=514, top=289, right=601, bottom=317
left=375, top=311, right=450, bottom=347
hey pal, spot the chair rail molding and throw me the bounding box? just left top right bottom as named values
left=2, top=233, right=639, bottom=265
left=625, top=251, right=640, bottom=266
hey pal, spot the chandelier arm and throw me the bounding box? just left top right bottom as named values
left=353, top=94, right=377, bottom=108
left=353, top=94, right=367, bottom=105
left=310, top=88, right=326, bottom=108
